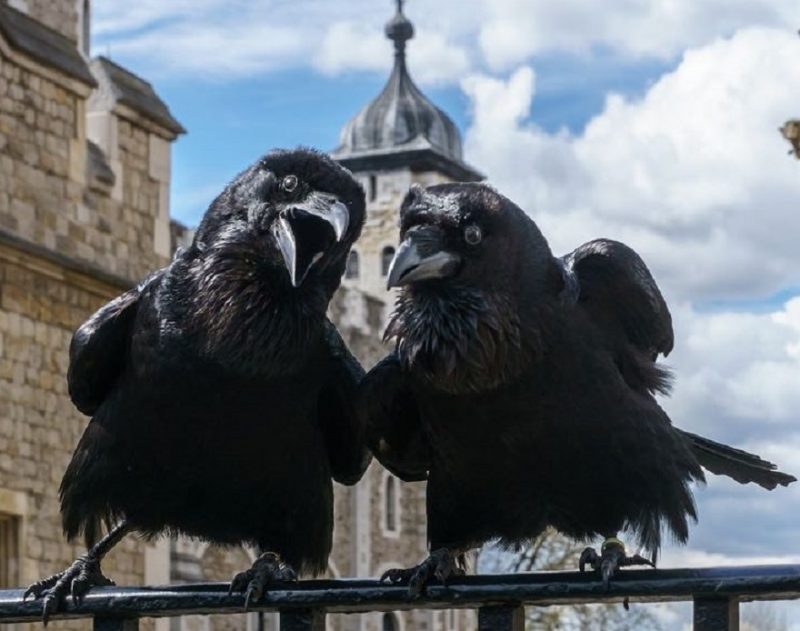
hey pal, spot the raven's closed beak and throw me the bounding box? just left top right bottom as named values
left=274, top=194, right=349, bottom=287
left=387, top=225, right=461, bottom=289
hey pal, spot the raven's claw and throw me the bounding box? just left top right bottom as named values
left=229, top=552, right=297, bottom=609
left=579, top=538, right=654, bottom=589
left=24, top=555, right=114, bottom=624
left=379, top=548, right=463, bottom=597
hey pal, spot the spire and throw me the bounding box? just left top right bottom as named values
left=385, top=0, right=414, bottom=62
left=332, top=0, right=484, bottom=183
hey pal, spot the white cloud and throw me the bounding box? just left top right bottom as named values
left=92, top=0, right=473, bottom=85
left=666, top=300, right=800, bottom=433
left=314, top=22, right=469, bottom=85
left=462, top=27, right=800, bottom=303
left=478, top=0, right=797, bottom=69
left=93, top=0, right=796, bottom=84
left=463, top=27, right=800, bottom=573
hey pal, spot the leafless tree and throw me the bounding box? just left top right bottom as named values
left=741, top=602, right=788, bottom=631
left=478, top=529, right=662, bottom=631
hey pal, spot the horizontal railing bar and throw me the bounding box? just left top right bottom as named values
left=1, top=565, right=799, bottom=623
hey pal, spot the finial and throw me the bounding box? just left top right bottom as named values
left=386, top=0, right=414, bottom=58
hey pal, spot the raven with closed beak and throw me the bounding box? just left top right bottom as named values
left=362, top=182, right=795, bottom=593
left=25, top=148, right=370, bottom=620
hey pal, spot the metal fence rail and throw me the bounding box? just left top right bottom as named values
left=2, top=564, right=799, bottom=631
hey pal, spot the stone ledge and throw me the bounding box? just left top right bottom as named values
left=0, top=228, right=134, bottom=297
left=0, top=2, right=95, bottom=88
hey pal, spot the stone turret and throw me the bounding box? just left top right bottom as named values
left=333, top=0, right=482, bottom=304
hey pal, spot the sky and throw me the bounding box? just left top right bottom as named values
left=92, top=2, right=800, bottom=628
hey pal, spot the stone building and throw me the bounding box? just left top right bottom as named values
left=0, top=1, right=183, bottom=629
left=0, top=1, right=481, bottom=630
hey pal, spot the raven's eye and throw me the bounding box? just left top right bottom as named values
left=464, top=224, right=482, bottom=245
left=281, top=174, right=298, bottom=193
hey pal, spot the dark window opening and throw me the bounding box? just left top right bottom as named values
left=381, top=246, right=395, bottom=277
left=382, top=612, right=398, bottom=631
left=385, top=476, right=397, bottom=532
left=345, top=250, right=360, bottom=279
left=0, top=513, right=19, bottom=588
left=369, top=175, right=377, bottom=202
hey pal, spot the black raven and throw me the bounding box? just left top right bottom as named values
left=361, top=182, right=795, bottom=593
left=25, top=148, right=370, bottom=619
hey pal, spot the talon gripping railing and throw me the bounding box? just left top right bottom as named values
left=1, top=565, right=800, bottom=631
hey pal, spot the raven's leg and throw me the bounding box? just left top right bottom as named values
left=579, top=536, right=654, bottom=588
left=380, top=548, right=465, bottom=597
left=229, top=552, right=298, bottom=609
left=24, top=521, right=131, bottom=623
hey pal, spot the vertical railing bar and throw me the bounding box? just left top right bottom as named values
left=93, top=617, right=140, bottom=631
left=693, top=596, right=739, bottom=631
left=279, top=608, right=326, bottom=631
left=478, top=605, right=525, bottom=631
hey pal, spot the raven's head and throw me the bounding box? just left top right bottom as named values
left=194, top=147, right=365, bottom=293
left=385, top=183, right=562, bottom=393
left=181, top=148, right=364, bottom=372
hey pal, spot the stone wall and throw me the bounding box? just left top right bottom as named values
left=342, top=167, right=456, bottom=308
left=0, top=243, right=152, bottom=631
left=0, top=54, right=169, bottom=285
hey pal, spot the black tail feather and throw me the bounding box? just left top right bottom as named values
left=678, top=429, right=796, bottom=490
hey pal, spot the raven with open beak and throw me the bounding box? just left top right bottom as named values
left=24, top=148, right=370, bottom=620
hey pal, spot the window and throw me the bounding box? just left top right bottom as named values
left=385, top=476, right=397, bottom=533
left=382, top=613, right=399, bottom=631
left=0, top=513, right=19, bottom=588
left=368, top=174, right=377, bottom=202
left=381, top=246, right=395, bottom=277
left=345, top=250, right=360, bottom=279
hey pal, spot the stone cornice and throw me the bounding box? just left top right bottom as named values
left=0, top=229, right=133, bottom=299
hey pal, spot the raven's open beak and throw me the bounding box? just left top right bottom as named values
left=274, top=193, right=349, bottom=287
left=387, top=225, right=461, bottom=289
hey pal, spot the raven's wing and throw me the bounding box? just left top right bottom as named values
left=562, top=238, right=673, bottom=395
left=357, top=353, right=429, bottom=482
left=318, top=320, right=372, bottom=485
left=68, top=271, right=163, bottom=416
left=563, top=240, right=796, bottom=490
left=676, top=429, right=796, bottom=490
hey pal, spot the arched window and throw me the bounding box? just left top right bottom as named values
left=345, top=250, right=360, bottom=279
left=382, top=612, right=398, bottom=631
left=381, top=246, right=395, bottom=277
left=368, top=174, right=377, bottom=202
left=385, top=476, right=397, bottom=533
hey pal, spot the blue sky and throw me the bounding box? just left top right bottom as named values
left=143, top=55, right=675, bottom=226
left=92, top=2, right=800, bottom=627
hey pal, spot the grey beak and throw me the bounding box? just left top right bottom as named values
left=387, top=227, right=461, bottom=289
left=274, top=194, right=350, bottom=287
left=274, top=216, right=300, bottom=287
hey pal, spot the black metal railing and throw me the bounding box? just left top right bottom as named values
left=2, top=564, right=799, bottom=630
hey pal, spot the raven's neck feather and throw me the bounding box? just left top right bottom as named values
left=386, top=284, right=535, bottom=394
left=167, top=244, right=329, bottom=377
